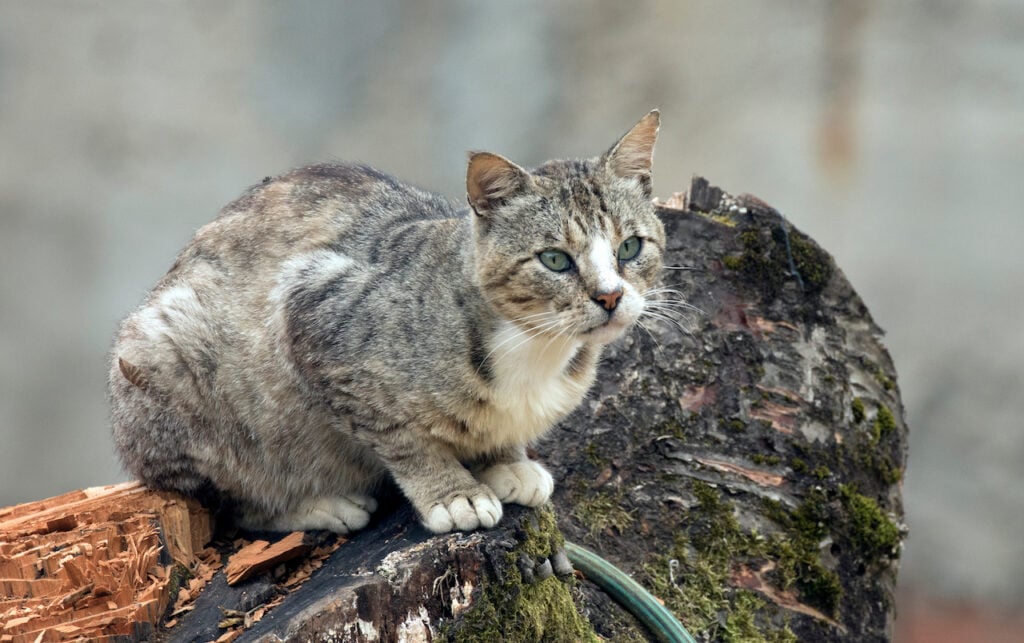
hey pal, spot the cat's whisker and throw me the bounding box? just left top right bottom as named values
left=663, top=264, right=701, bottom=271
left=634, top=319, right=664, bottom=358
left=641, top=309, right=696, bottom=340
left=646, top=283, right=702, bottom=297
left=489, top=318, right=565, bottom=369
left=491, top=316, right=562, bottom=356
left=510, top=310, right=560, bottom=324
left=645, top=301, right=704, bottom=317
left=481, top=313, right=560, bottom=368
left=477, top=325, right=537, bottom=375
left=642, top=289, right=705, bottom=316
left=538, top=318, right=573, bottom=356
left=643, top=286, right=691, bottom=299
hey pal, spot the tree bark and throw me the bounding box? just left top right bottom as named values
left=0, top=177, right=907, bottom=642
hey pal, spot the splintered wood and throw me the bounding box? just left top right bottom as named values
left=224, top=531, right=311, bottom=586
left=0, top=481, right=211, bottom=642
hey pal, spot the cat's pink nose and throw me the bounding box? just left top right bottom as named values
left=593, top=289, right=623, bottom=311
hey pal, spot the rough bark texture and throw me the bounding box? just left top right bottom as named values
left=1, top=177, right=907, bottom=642
left=167, top=504, right=592, bottom=643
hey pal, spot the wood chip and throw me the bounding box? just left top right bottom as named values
left=225, top=531, right=312, bottom=586
left=214, top=628, right=244, bottom=643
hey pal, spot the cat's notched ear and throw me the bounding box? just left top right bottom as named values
left=604, top=109, right=660, bottom=194
left=466, top=152, right=530, bottom=216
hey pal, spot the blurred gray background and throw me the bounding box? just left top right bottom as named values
left=1, top=1, right=1021, bottom=637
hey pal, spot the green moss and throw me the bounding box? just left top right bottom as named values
left=721, top=590, right=797, bottom=643
left=736, top=229, right=787, bottom=297
left=660, top=417, right=688, bottom=440
left=788, top=491, right=830, bottom=542
left=723, top=590, right=764, bottom=642
left=729, top=226, right=832, bottom=301
left=442, top=508, right=596, bottom=642
left=751, top=454, right=782, bottom=467
left=839, top=485, right=900, bottom=562
left=788, top=233, right=833, bottom=290
left=726, top=418, right=747, bottom=433
left=163, top=563, right=192, bottom=620
left=448, top=569, right=596, bottom=642
left=812, top=465, right=832, bottom=480
left=572, top=488, right=634, bottom=540
left=874, top=405, right=897, bottom=439
left=584, top=442, right=604, bottom=467
left=790, top=458, right=808, bottom=475
left=642, top=483, right=819, bottom=639
left=690, top=481, right=741, bottom=554
left=767, top=625, right=800, bottom=643
left=521, top=505, right=563, bottom=560
left=850, top=398, right=865, bottom=424
left=762, top=493, right=842, bottom=615
left=701, top=211, right=740, bottom=228
left=643, top=536, right=728, bottom=636
left=873, top=366, right=895, bottom=391
left=848, top=425, right=903, bottom=486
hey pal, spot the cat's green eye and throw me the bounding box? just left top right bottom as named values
left=539, top=249, right=573, bottom=272
left=618, top=236, right=642, bottom=261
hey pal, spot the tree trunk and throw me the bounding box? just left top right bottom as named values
left=548, top=177, right=907, bottom=642
left=0, top=177, right=907, bottom=642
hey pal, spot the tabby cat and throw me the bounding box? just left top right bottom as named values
left=110, top=111, right=664, bottom=534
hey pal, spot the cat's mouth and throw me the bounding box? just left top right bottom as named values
left=581, top=314, right=632, bottom=344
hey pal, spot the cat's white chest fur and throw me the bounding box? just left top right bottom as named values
left=478, top=320, right=591, bottom=448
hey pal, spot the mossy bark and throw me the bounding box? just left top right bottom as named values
left=546, top=177, right=907, bottom=642
left=166, top=503, right=596, bottom=642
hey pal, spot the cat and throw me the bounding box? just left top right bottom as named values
left=109, top=110, right=665, bottom=534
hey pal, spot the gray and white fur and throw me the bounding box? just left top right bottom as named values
left=110, top=111, right=665, bottom=534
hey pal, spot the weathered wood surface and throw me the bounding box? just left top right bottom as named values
left=0, top=176, right=908, bottom=642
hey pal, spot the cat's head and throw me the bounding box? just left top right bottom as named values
left=467, top=110, right=664, bottom=345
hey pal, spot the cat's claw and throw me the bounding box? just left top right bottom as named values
left=269, top=494, right=377, bottom=534
left=477, top=460, right=554, bottom=507
left=423, top=489, right=502, bottom=533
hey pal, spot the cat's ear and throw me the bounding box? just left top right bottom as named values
left=603, top=110, right=660, bottom=194
left=466, top=152, right=531, bottom=216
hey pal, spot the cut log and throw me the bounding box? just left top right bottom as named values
left=547, top=177, right=908, bottom=641
left=0, top=177, right=908, bottom=641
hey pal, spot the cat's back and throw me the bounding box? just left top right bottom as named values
left=113, top=163, right=459, bottom=404
left=186, top=162, right=459, bottom=273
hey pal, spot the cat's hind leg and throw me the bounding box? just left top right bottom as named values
left=248, top=493, right=379, bottom=534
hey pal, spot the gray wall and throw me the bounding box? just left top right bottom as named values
left=1, top=0, right=1021, bottom=608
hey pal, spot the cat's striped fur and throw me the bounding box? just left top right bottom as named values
left=110, top=111, right=664, bottom=533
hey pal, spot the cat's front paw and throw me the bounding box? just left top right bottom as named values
left=422, top=486, right=502, bottom=533
left=477, top=460, right=554, bottom=507
left=268, top=494, right=378, bottom=534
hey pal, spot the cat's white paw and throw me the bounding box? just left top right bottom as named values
left=477, top=460, right=554, bottom=507
left=271, top=494, right=377, bottom=534
left=422, top=488, right=502, bottom=533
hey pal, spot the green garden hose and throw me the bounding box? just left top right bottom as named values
left=564, top=541, right=697, bottom=643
